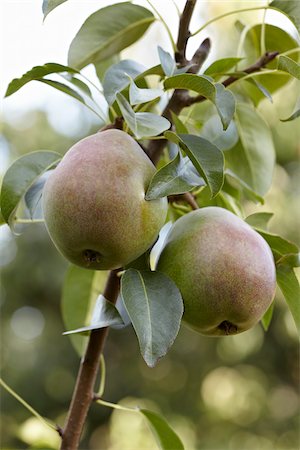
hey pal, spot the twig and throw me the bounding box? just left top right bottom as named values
left=176, top=0, right=197, bottom=65
left=60, top=270, right=120, bottom=450
left=169, top=192, right=199, bottom=210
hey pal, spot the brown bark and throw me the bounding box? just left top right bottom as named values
left=60, top=270, right=120, bottom=450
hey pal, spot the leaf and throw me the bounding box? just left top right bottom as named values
left=146, top=152, right=204, bottom=200
left=68, top=3, right=155, bottom=70
left=103, top=59, right=146, bottom=105
left=94, top=55, right=120, bottom=83
left=225, top=169, right=264, bottom=204
left=277, top=55, right=300, bottom=80
left=116, top=93, right=170, bottom=139
left=61, top=266, right=108, bottom=355
left=165, top=132, right=224, bottom=198
left=164, top=73, right=216, bottom=101
left=63, top=295, right=124, bottom=335
left=245, top=212, right=274, bottom=230
left=270, top=0, right=300, bottom=32
left=129, top=78, right=163, bottom=106
left=170, top=112, right=189, bottom=134
left=39, top=79, right=86, bottom=103
left=158, top=46, right=177, bottom=77
left=261, top=302, right=275, bottom=332
left=280, top=108, right=300, bottom=122
left=24, top=171, right=53, bottom=220
left=200, top=115, right=238, bottom=151
left=140, top=409, right=184, bottom=450
left=0, top=151, right=61, bottom=225
left=214, top=83, right=236, bottom=130
left=245, top=79, right=273, bottom=103
left=164, top=74, right=235, bottom=130
left=254, top=229, right=299, bottom=264
left=61, top=74, right=92, bottom=97
left=242, top=24, right=299, bottom=103
left=276, top=266, right=300, bottom=333
left=226, top=103, right=275, bottom=197
left=42, top=0, right=68, bottom=19
left=204, top=57, right=243, bottom=77
left=121, top=269, right=183, bottom=367
left=5, top=63, right=77, bottom=97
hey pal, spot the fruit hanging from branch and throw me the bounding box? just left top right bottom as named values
left=42, top=129, right=168, bottom=270
left=157, top=207, right=276, bottom=336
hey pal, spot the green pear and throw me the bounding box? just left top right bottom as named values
left=42, top=129, right=167, bottom=270
left=156, top=207, right=276, bottom=336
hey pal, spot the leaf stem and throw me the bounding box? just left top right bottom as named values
left=95, top=398, right=139, bottom=413
left=146, top=0, right=177, bottom=52
left=281, top=47, right=300, bottom=57
left=170, top=0, right=181, bottom=18
left=260, top=1, right=269, bottom=56
left=97, top=354, right=106, bottom=398
left=191, top=6, right=269, bottom=37
left=0, top=378, right=59, bottom=433
left=15, top=218, right=44, bottom=224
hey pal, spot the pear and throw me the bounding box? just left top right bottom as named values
left=42, top=129, right=167, bottom=270
left=156, top=207, right=276, bottom=336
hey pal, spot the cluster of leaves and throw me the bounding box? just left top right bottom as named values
left=1, top=1, right=300, bottom=448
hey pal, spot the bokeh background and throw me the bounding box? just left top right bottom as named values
left=1, top=1, right=299, bottom=449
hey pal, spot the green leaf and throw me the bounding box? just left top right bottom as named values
left=145, top=152, right=204, bottom=200
left=271, top=0, right=300, bottom=32
left=254, top=229, right=299, bottom=264
left=170, top=112, right=189, bottom=134
left=276, top=266, right=300, bottom=333
left=5, top=63, right=77, bottom=97
left=103, top=59, right=146, bottom=105
left=24, top=171, right=53, bottom=220
left=245, top=79, right=273, bottom=103
left=61, top=266, right=108, bottom=355
left=242, top=24, right=299, bottom=103
left=277, top=55, right=300, bottom=80
left=214, top=83, right=236, bottom=130
left=164, top=74, right=235, bottom=130
left=164, top=73, right=216, bottom=100
left=129, top=78, right=163, bottom=106
left=68, top=3, right=155, bottom=70
left=63, top=295, right=124, bottom=335
left=280, top=108, right=300, bottom=122
left=61, top=74, right=92, bottom=97
left=204, top=57, right=243, bottom=78
left=261, top=302, right=275, bottom=332
left=94, top=55, right=120, bottom=83
left=121, top=269, right=183, bottom=367
left=116, top=93, right=170, bottom=139
left=0, top=151, right=61, bottom=225
left=140, top=409, right=184, bottom=450
left=158, top=46, right=176, bottom=77
left=225, top=169, right=264, bottom=204
left=39, top=79, right=86, bottom=103
left=200, top=115, right=238, bottom=151
left=245, top=212, right=274, bottom=230
left=135, top=64, right=165, bottom=80
left=226, top=103, right=275, bottom=197
left=165, top=132, right=224, bottom=198
left=42, top=0, right=68, bottom=19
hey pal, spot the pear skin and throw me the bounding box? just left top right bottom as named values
left=156, top=207, right=276, bottom=336
left=43, top=130, right=167, bottom=270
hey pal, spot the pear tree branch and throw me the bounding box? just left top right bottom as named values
left=146, top=50, right=279, bottom=164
